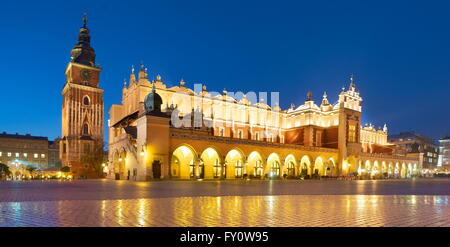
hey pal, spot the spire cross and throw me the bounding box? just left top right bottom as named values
left=82, top=12, right=87, bottom=28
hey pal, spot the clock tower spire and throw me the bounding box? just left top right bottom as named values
left=60, top=14, right=104, bottom=178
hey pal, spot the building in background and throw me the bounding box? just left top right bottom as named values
left=60, top=15, right=104, bottom=178
left=48, top=138, right=62, bottom=168
left=438, top=136, right=450, bottom=172
left=388, top=132, right=438, bottom=170
left=0, top=132, right=49, bottom=170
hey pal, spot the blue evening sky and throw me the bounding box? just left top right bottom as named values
left=1, top=0, right=449, bottom=141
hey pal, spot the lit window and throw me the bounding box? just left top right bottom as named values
left=348, top=125, right=356, bottom=143
left=23, top=153, right=27, bottom=158
left=7, top=152, right=12, bottom=157
left=34, top=153, right=38, bottom=158
left=41, top=154, right=46, bottom=158
left=15, top=153, right=19, bottom=157
left=0, top=152, right=2, bottom=157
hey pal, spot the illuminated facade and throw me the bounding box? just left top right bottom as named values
left=107, top=66, right=420, bottom=181
left=60, top=15, right=104, bottom=177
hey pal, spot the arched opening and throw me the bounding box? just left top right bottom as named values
left=299, top=155, right=312, bottom=177
left=224, top=149, right=245, bottom=179
left=407, top=163, right=413, bottom=178
left=200, top=147, right=221, bottom=179
left=372, top=161, right=380, bottom=178
left=400, top=163, right=407, bottom=178
left=381, top=161, right=387, bottom=177
left=313, top=157, right=324, bottom=177
left=394, top=162, right=400, bottom=177
left=388, top=163, right=393, bottom=177
left=325, top=158, right=336, bottom=176
left=284, top=154, right=296, bottom=178
left=266, top=153, right=281, bottom=179
left=364, top=160, right=371, bottom=178
left=171, top=145, right=197, bottom=179
left=247, top=151, right=263, bottom=179
left=83, top=96, right=90, bottom=106
left=345, top=156, right=357, bottom=176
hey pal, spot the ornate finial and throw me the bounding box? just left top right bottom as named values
left=202, top=85, right=207, bottom=91
left=180, top=79, right=185, bottom=87
left=323, top=91, right=327, bottom=99
left=156, top=74, right=162, bottom=81
left=342, top=85, right=345, bottom=92
left=307, top=91, right=313, bottom=101
left=290, top=103, right=295, bottom=110
left=322, top=91, right=329, bottom=105
left=82, top=12, right=87, bottom=28
left=123, top=79, right=127, bottom=87
left=222, top=88, right=227, bottom=95
left=140, top=61, right=144, bottom=70
left=131, top=65, right=135, bottom=73
left=349, top=74, right=356, bottom=89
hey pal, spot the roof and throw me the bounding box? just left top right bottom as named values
left=388, top=132, right=436, bottom=145
left=0, top=132, right=48, bottom=141
left=124, top=126, right=137, bottom=139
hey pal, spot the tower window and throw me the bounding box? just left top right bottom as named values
left=83, top=124, right=89, bottom=135
left=83, top=96, right=90, bottom=105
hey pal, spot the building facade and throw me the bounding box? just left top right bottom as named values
left=60, top=15, right=104, bottom=178
left=107, top=68, right=420, bottom=181
left=438, top=136, right=450, bottom=171
left=388, top=132, right=438, bottom=170
left=0, top=132, right=49, bottom=170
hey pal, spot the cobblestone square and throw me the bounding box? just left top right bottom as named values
left=1, top=179, right=450, bottom=227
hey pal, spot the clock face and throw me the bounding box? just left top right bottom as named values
left=80, top=69, right=91, bottom=80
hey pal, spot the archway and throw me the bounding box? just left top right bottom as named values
left=394, top=162, right=400, bottom=178
left=119, top=149, right=127, bottom=180
left=266, top=153, right=281, bottom=179
left=388, top=162, right=393, bottom=178
left=372, top=161, right=380, bottom=178
left=200, top=147, right=221, bottom=179
left=284, top=154, right=296, bottom=178
left=171, top=145, right=197, bottom=179
left=364, top=160, right=371, bottom=177
left=247, top=151, right=264, bottom=179
left=400, top=163, right=407, bottom=178
left=381, top=161, right=387, bottom=177
left=113, top=151, right=120, bottom=180
left=225, top=149, right=244, bottom=179
left=313, top=157, right=325, bottom=177
left=325, top=158, right=336, bottom=176
left=299, top=155, right=312, bottom=176
left=407, top=163, right=413, bottom=178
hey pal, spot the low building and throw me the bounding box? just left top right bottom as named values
left=0, top=132, right=49, bottom=170
left=0, top=132, right=62, bottom=170
left=388, top=132, right=438, bottom=170
left=438, top=136, right=450, bottom=172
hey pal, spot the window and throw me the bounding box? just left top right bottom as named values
left=348, top=125, right=356, bottom=143
left=34, top=153, right=38, bottom=158
left=63, top=143, right=67, bottom=153
left=254, top=160, right=263, bottom=177
left=189, top=160, right=195, bottom=178
left=15, top=153, right=19, bottom=157
left=270, top=161, right=280, bottom=177
left=41, top=154, right=46, bottom=158
left=7, top=152, right=11, bottom=157
left=235, top=160, right=243, bottom=178
left=286, top=161, right=295, bottom=176
left=213, top=159, right=221, bottom=178
left=316, top=131, right=322, bottom=146
left=23, top=153, right=27, bottom=158
left=83, top=96, right=90, bottom=105
left=238, top=130, right=243, bottom=139
left=0, top=152, right=2, bottom=157
left=83, top=124, right=89, bottom=135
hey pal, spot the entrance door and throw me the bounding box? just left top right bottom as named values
left=152, top=160, right=162, bottom=179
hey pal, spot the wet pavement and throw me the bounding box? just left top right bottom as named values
left=0, top=179, right=449, bottom=226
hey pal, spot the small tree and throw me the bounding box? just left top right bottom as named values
left=0, top=163, right=11, bottom=179
left=81, top=143, right=105, bottom=178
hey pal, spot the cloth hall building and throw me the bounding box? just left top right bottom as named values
left=107, top=66, right=420, bottom=181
